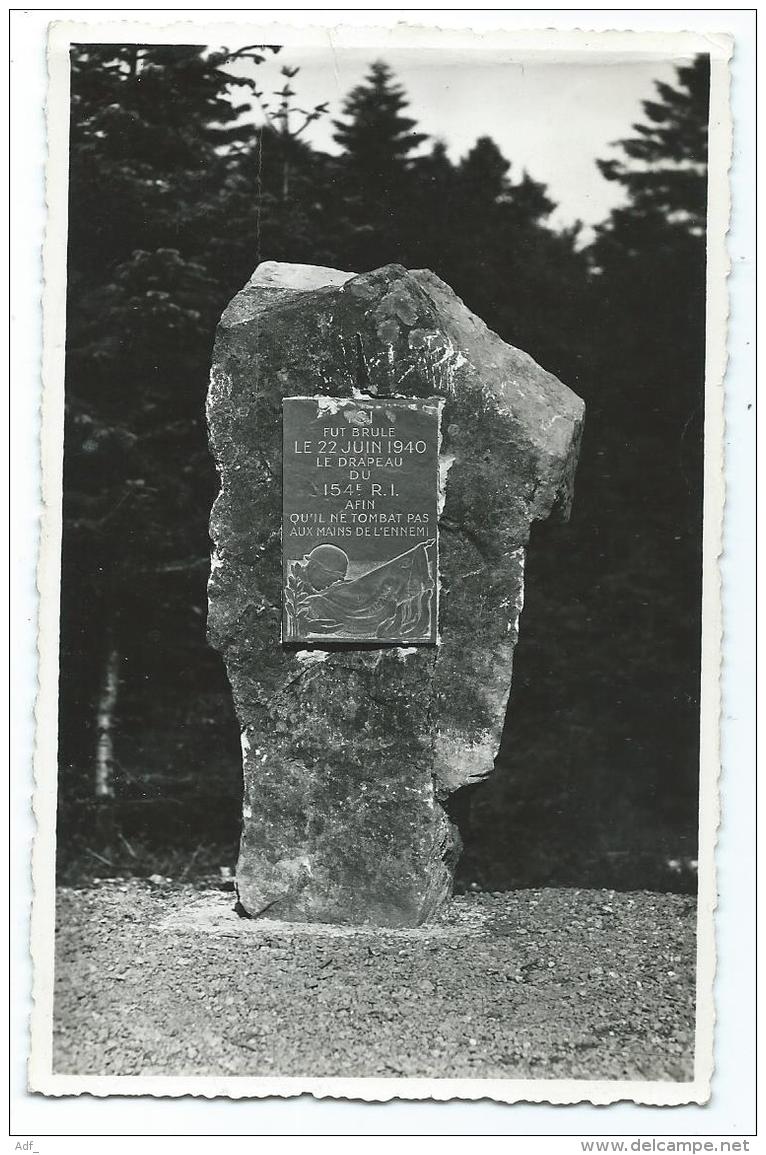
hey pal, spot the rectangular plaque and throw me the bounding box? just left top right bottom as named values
left=282, top=396, right=442, bottom=644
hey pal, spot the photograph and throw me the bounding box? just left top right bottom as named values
left=27, top=18, right=732, bottom=1105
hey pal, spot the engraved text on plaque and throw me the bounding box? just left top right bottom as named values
left=282, top=397, right=442, bottom=644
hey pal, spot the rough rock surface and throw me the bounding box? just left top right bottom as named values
left=207, top=261, right=584, bottom=926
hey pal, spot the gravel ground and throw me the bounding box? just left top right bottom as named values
left=53, top=882, right=696, bottom=1081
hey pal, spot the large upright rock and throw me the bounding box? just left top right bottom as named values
left=207, top=261, right=584, bottom=926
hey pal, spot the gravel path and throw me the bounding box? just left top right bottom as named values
left=53, top=882, right=696, bottom=1081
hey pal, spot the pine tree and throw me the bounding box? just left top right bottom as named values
left=571, top=55, right=712, bottom=848
left=588, top=55, right=710, bottom=431
left=332, top=60, right=427, bottom=182
left=60, top=44, right=270, bottom=837
left=331, top=61, right=428, bottom=268
left=507, top=170, right=556, bottom=225
left=597, top=55, right=709, bottom=234
left=427, top=136, right=587, bottom=383
left=457, top=136, right=512, bottom=205
left=405, top=140, right=457, bottom=268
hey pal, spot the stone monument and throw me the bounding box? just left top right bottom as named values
left=207, top=261, right=584, bottom=927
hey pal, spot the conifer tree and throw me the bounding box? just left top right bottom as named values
left=597, top=55, right=709, bottom=233
left=457, top=136, right=512, bottom=205
left=331, top=61, right=428, bottom=268
left=332, top=60, right=427, bottom=182
left=567, top=55, right=712, bottom=852
left=61, top=44, right=270, bottom=825
left=405, top=140, right=457, bottom=269
left=588, top=55, right=710, bottom=432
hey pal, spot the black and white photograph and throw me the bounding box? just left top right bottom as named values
left=20, top=15, right=739, bottom=1113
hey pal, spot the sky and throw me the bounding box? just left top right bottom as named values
left=229, top=45, right=685, bottom=236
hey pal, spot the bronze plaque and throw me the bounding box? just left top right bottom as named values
left=282, top=396, right=442, bottom=644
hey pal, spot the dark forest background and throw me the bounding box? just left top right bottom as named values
left=57, top=44, right=709, bottom=893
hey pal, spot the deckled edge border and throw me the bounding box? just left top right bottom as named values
left=29, top=18, right=733, bottom=1106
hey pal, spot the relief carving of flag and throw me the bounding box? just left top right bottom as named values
left=303, top=540, right=436, bottom=640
